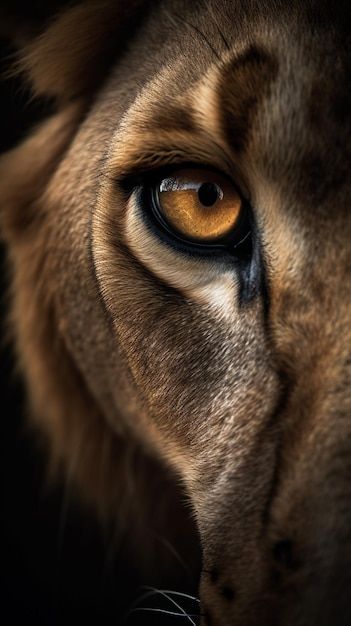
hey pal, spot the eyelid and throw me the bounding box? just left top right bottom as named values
left=119, top=160, right=247, bottom=200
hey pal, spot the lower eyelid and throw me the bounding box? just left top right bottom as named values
left=125, top=182, right=261, bottom=309
left=124, top=193, right=242, bottom=310
left=127, top=187, right=254, bottom=281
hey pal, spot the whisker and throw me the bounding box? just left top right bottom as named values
left=125, top=586, right=200, bottom=625
left=124, top=589, right=170, bottom=624
left=142, top=586, right=200, bottom=603
left=148, top=529, right=193, bottom=579
left=141, top=586, right=196, bottom=625
left=128, top=607, right=202, bottom=618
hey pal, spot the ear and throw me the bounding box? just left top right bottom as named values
left=4, top=0, right=148, bottom=102
left=0, top=0, right=149, bottom=231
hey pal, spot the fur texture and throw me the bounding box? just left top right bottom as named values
left=1, top=1, right=350, bottom=624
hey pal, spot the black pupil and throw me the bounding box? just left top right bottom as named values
left=198, top=182, right=220, bottom=207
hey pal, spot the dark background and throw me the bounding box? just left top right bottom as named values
left=0, top=5, right=196, bottom=624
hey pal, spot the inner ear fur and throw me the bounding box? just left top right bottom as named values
left=9, top=0, right=148, bottom=101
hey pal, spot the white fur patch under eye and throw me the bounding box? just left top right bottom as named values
left=188, top=277, right=237, bottom=311
left=124, top=195, right=239, bottom=316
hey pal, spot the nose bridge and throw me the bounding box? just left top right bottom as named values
left=269, top=239, right=351, bottom=535
left=271, top=221, right=351, bottom=433
left=199, top=280, right=351, bottom=626
left=200, top=404, right=351, bottom=626
left=265, top=410, right=351, bottom=626
left=262, top=282, right=351, bottom=623
left=268, top=378, right=351, bottom=564
left=269, top=323, right=351, bottom=547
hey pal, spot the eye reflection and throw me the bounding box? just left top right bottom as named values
left=156, top=168, right=242, bottom=243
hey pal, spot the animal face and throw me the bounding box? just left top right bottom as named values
left=1, top=1, right=350, bottom=624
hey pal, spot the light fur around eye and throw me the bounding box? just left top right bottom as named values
left=124, top=192, right=240, bottom=313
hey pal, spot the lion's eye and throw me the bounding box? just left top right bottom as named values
left=151, top=168, right=243, bottom=245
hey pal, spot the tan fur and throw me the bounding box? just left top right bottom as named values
left=1, top=1, right=350, bottom=624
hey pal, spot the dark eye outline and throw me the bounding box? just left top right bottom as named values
left=133, top=165, right=253, bottom=259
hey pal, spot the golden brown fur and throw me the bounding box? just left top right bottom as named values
left=1, top=1, right=350, bottom=624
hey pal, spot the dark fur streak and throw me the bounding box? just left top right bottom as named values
left=273, top=539, right=300, bottom=571
left=237, top=204, right=267, bottom=309
left=260, top=368, right=293, bottom=531
left=220, top=585, right=236, bottom=601
left=203, top=608, right=213, bottom=626
left=150, top=105, right=195, bottom=133
left=219, top=45, right=278, bottom=153
left=210, top=567, right=219, bottom=584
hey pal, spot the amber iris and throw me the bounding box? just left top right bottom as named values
left=156, top=168, right=242, bottom=243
